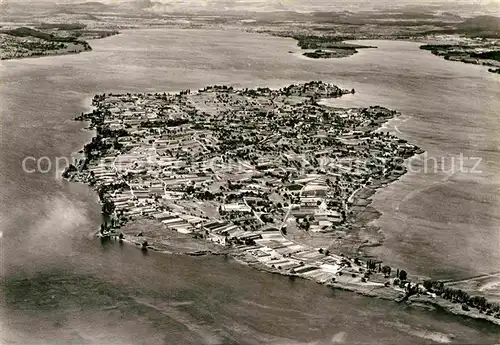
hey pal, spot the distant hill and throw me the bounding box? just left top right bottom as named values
left=60, top=1, right=111, bottom=13
left=37, top=23, right=86, bottom=30
left=2, top=27, right=55, bottom=40
left=456, top=15, right=500, bottom=37
left=1, top=27, right=80, bottom=42
left=133, top=0, right=155, bottom=9
left=458, top=15, right=500, bottom=30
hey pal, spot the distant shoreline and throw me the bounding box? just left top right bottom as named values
left=0, top=26, right=119, bottom=61
left=1, top=45, right=92, bottom=61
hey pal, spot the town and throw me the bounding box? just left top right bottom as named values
left=65, top=81, right=500, bottom=322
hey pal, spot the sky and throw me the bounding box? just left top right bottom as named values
left=5, top=0, right=500, bottom=15
left=9, top=0, right=498, bottom=4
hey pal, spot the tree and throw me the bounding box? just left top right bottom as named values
left=381, top=265, right=391, bottom=278
left=399, top=270, right=408, bottom=281
left=101, top=199, right=115, bottom=220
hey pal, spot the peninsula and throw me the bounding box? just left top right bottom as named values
left=64, top=81, right=500, bottom=325
left=420, top=41, right=500, bottom=73
left=0, top=24, right=118, bottom=60
left=289, top=35, right=376, bottom=59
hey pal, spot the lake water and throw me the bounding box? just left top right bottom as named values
left=1, top=28, right=499, bottom=344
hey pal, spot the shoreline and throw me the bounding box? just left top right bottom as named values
left=0, top=45, right=92, bottom=61
left=106, top=227, right=500, bottom=327
left=65, top=83, right=500, bottom=327
left=0, top=29, right=120, bottom=61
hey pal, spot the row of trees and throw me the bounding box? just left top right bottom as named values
left=362, top=259, right=408, bottom=280
left=423, top=280, right=500, bottom=315
left=354, top=257, right=498, bottom=317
